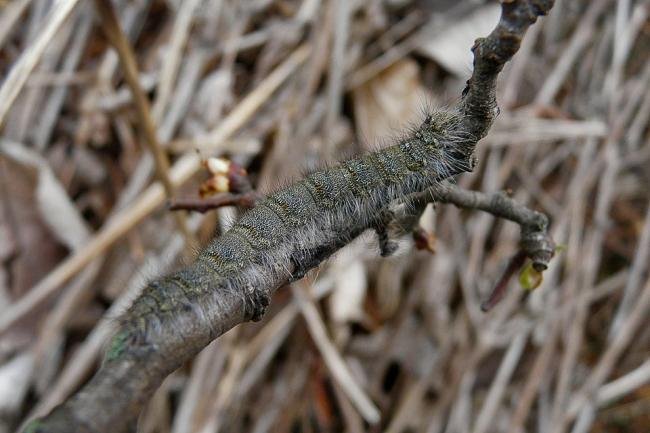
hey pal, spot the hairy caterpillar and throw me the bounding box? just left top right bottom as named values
left=30, top=1, right=556, bottom=430
left=30, top=113, right=467, bottom=433
left=112, top=109, right=469, bottom=362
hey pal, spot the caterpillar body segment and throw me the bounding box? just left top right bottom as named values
left=114, top=110, right=462, bottom=365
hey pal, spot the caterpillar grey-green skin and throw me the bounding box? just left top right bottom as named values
left=116, top=110, right=468, bottom=362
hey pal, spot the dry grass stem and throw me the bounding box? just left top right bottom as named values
left=1, top=1, right=648, bottom=432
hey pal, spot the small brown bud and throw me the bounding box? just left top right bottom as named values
left=413, top=227, right=436, bottom=254
left=199, top=157, right=252, bottom=197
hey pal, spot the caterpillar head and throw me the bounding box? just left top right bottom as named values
left=412, top=109, right=468, bottom=177
left=417, top=110, right=461, bottom=144
left=416, top=116, right=441, bottom=149
left=420, top=109, right=468, bottom=152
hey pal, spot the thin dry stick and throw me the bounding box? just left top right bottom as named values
left=0, top=0, right=81, bottom=129
left=534, top=0, right=609, bottom=106
left=235, top=275, right=337, bottom=398
left=471, top=330, right=529, bottom=433
left=552, top=141, right=620, bottom=431
left=552, top=27, right=645, bottom=424
left=0, top=0, right=32, bottom=49
left=169, top=193, right=260, bottom=213
left=485, top=117, right=607, bottom=146
left=92, top=0, right=196, bottom=248
left=325, top=0, right=351, bottom=129
left=592, top=359, right=650, bottom=408
left=0, top=45, right=310, bottom=336
left=568, top=360, right=649, bottom=433
left=181, top=44, right=311, bottom=150
left=10, top=6, right=78, bottom=143
left=604, top=0, right=632, bottom=100
left=608, top=202, right=650, bottom=339
left=34, top=9, right=93, bottom=150
left=171, top=342, right=224, bottom=433
left=508, top=320, right=560, bottom=433
left=385, top=335, right=450, bottom=433
left=565, top=279, right=650, bottom=423
left=194, top=337, right=247, bottom=433
left=291, top=282, right=381, bottom=424
left=346, top=12, right=425, bottom=89
left=151, top=0, right=203, bottom=122
left=31, top=259, right=104, bottom=390
left=175, top=277, right=334, bottom=433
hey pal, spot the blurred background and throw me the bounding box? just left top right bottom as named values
left=0, top=0, right=649, bottom=432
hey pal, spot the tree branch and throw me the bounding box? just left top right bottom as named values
left=431, top=184, right=553, bottom=310
left=427, top=183, right=553, bottom=272
left=26, top=2, right=555, bottom=432
left=402, top=183, right=554, bottom=311
left=168, top=193, right=260, bottom=213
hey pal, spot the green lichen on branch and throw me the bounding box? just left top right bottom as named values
left=23, top=421, right=45, bottom=433
left=105, top=329, right=130, bottom=362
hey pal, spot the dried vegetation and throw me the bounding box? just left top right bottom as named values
left=0, top=0, right=649, bottom=432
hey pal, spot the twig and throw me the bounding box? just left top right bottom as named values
left=291, top=282, right=381, bottom=424
left=472, top=330, right=529, bottom=433
left=592, top=359, right=650, bottom=408
left=409, top=183, right=554, bottom=311
left=33, top=9, right=93, bottom=150
left=608, top=202, right=650, bottom=339
left=325, top=0, right=351, bottom=130
left=170, top=181, right=554, bottom=297
left=534, top=0, right=609, bottom=106
left=175, top=44, right=310, bottom=151
left=0, top=0, right=31, bottom=50
left=456, top=0, right=556, bottom=146
left=150, top=0, right=203, bottom=122
left=10, top=7, right=76, bottom=142
left=174, top=176, right=555, bottom=313
left=427, top=184, right=553, bottom=269
left=501, top=21, right=542, bottom=108
left=169, top=193, right=260, bottom=213
left=565, top=279, right=650, bottom=425
left=0, top=0, right=81, bottom=129
left=480, top=250, right=528, bottom=312
left=346, top=11, right=425, bottom=89
left=169, top=158, right=258, bottom=212
left=551, top=45, right=627, bottom=428
left=92, top=0, right=196, bottom=248
left=236, top=275, right=336, bottom=400
left=508, top=320, right=560, bottom=433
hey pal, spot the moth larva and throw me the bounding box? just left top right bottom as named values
left=110, top=109, right=469, bottom=366
left=27, top=1, right=557, bottom=430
